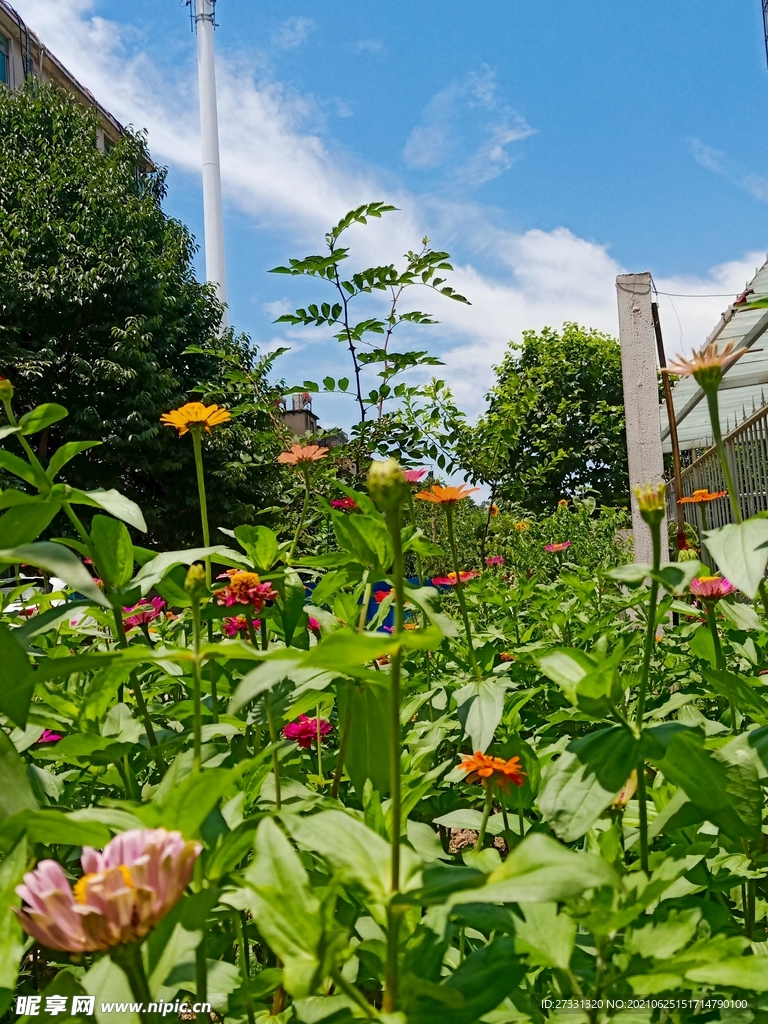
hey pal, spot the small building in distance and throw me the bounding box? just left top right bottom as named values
left=281, top=392, right=319, bottom=438
left=0, top=0, right=124, bottom=152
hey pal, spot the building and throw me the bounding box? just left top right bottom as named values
left=0, top=0, right=124, bottom=152
left=281, top=393, right=319, bottom=437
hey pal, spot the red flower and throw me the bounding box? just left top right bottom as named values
left=331, top=496, right=359, bottom=511
left=374, top=589, right=393, bottom=603
left=282, top=715, right=332, bottom=749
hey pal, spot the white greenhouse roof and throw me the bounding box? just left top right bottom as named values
left=660, top=258, right=768, bottom=453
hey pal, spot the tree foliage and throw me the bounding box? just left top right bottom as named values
left=0, top=81, right=285, bottom=546
left=465, top=323, right=629, bottom=511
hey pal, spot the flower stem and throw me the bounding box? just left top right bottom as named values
left=475, top=781, right=495, bottom=850
left=235, top=913, right=256, bottom=1024
left=636, top=763, right=649, bottom=875
left=265, top=698, right=282, bottom=811
left=706, top=602, right=735, bottom=732
left=191, top=430, right=213, bottom=588
left=109, top=943, right=154, bottom=1024
left=191, top=595, right=204, bottom=773
left=445, top=505, right=481, bottom=680
left=407, top=492, right=425, bottom=586
left=288, top=466, right=312, bottom=561
left=112, top=611, right=161, bottom=751
left=316, top=705, right=323, bottom=781
left=331, top=696, right=352, bottom=800
left=706, top=391, right=741, bottom=524
left=332, top=969, right=375, bottom=1018
left=635, top=518, right=662, bottom=875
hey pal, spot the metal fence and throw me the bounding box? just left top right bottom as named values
left=666, top=401, right=768, bottom=561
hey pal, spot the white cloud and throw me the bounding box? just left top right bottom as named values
left=11, top=0, right=762, bottom=425
left=689, top=137, right=768, bottom=203
left=354, top=40, right=385, bottom=57
left=271, top=17, right=314, bottom=51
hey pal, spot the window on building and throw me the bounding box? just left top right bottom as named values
left=0, top=33, right=9, bottom=86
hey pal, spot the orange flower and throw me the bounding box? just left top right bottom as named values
left=459, top=751, right=526, bottom=791
left=489, top=503, right=500, bottom=517
left=160, top=402, right=231, bottom=436
left=558, top=499, right=568, bottom=508
left=678, top=488, right=727, bottom=505
left=277, top=444, right=329, bottom=466
left=415, top=484, right=479, bottom=505
left=514, top=521, right=530, bottom=532
left=663, top=340, right=747, bottom=394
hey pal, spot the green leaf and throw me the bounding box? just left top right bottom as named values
left=243, top=818, right=324, bottom=998
left=0, top=730, right=37, bottom=823
left=0, top=808, right=111, bottom=849
left=277, top=580, right=308, bottom=647
left=454, top=678, right=506, bottom=752
left=538, top=726, right=639, bottom=841
left=64, top=487, right=147, bottom=533
left=83, top=956, right=140, bottom=1024
left=0, top=839, right=27, bottom=991
left=152, top=767, right=239, bottom=838
left=133, top=546, right=238, bottom=594
left=686, top=956, right=768, bottom=991
left=538, top=648, right=595, bottom=703
left=653, top=560, right=705, bottom=595
left=0, top=623, right=35, bottom=728
left=0, top=497, right=61, bottom=547
left=305, top=629, right=398, bottom=670
left=233, top=525, right=279, bottom=572
left=47, top=441, right=101, bottom=480
left=514, top=903, right=576, bottom=970
left=0, top=542, right=110, bottom=607
left=702, top=520, right=768, bottom=599
left=91, top=515, right=135, bottom=592
left=332, top=513, right=392, bottom=575
left=0, top=449, right=48, bottom=490
left=703, top=668, right=768, bottom=723
left=338, top=679, right=391, bottom=796
left=451, top=833, right=617, bottom=905
left=18, top=403, right=68, bottom=436
left=229, top=657, right=335, bottom=714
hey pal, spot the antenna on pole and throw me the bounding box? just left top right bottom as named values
left=186, top=0, right=228, bottom=328
left=763, top=0, right=768, bottom=67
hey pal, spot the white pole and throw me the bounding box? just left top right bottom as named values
left=194, top=0, right=228, bottom=327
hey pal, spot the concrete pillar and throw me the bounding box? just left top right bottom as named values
left=616, top=272, right=668, bottom=564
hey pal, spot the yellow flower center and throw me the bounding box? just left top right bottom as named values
left=73, top=865, right=134, bottom=905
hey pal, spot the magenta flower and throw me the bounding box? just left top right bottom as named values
left=15, top=829, right=201, bottom=953
left=215, top=571, right=278, bottom=611
left=308, top=616, right=321, bottom=634
left=223, top=615, right=257, bottom=638
left=282, top=715, right=332, bottom=749
left=544, top=541, right=571, bottom=553
left=690, top=576, right=736, bottom=601
left=123, top=596, right=165, bottom=629
left=485, top=555, right=504, bottom=567
left=403, top=468, right=428, bottom=484
left=37, top=730, right=63, bottom=745
left=331, top=496, right=358, bottom=511
left=431, top=571, right=480, bottom=586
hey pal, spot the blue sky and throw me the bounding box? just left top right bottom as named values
left=13, top=0, right=768, bottom=426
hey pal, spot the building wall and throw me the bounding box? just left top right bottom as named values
left=0, top=0, right=123, bottom=148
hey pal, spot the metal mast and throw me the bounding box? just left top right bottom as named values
left=190, top=0, right=228, bottom=326
left=763, top=0, right=768, bottom=67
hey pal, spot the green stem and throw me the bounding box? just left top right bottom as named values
left=357, top=575, right=372, bottom=633
left=706, top=390, right=741, bottom=524
left=113, top=611, right=161, bottom=751
left=706, top=602, right=735, bottom=732
left=260, top=618, right=269, bottom=651
left=445, top=505, right=481, bottom=680
left=109, top=943, right=154, bottom=1024
left=636, top=762, right=649, bottom=875
left=265, top=698, right=282, bottom=811
left=235, top=913, right=255, bottom=1024
left=316, top=705, right=323, bottom=782
left=635, top=520, right=661, bottom=876
left=208, top=620, right=218, bottom=724
left=331, top=697, right=352, bottom=799
left=288, top=466, right=311, bottom=561
left=407, top=492, right=424, bottom=586
left=191, top=596, right=204, bottom=773
left=758, top=580, right=768, bottom=622
left=475, top=780, right=494, bottom=850
left=190, top=430, right=212, bottom=589
left=3, top=398, right=51, bottom=495
left=331, top=970, right=376, bottom=1018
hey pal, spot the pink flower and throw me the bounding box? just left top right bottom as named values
left=544, top=541, right=571, bottom=553
left=308, top=617, right=322, bottom=635
left=331, top=497, right=359, bottom=511
left=124, top=597, right=165, bottom=629
left=485, top=555, right=504, bottom=566
left=223, top=615, right=257, bottom=638
left=403, top=468, right=428, bottom=484
left=282, top=715, right=332, bottom=749
left=37, top=730, right=63, bottom=745
left=215, top=571, right=278, bottom=611
left=431, top=571, right=480, bottom=586
left=15, top=829, right=201, bottom=952
left=690, top=576, right=736, bottom=601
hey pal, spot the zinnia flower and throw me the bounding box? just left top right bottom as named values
left=679, top=488, right=727, bottom=504
left=431, top=571, right=480, bottom=586
left=544, top=541, right=571, bottom=553
left=485, top=555, right=504, bottom=567
left=489, top=503, right=500, bottom=517
left=215, top=570, right=278, bottom=611
left=514, top=521, right=530, bottom=532
left=282, top=715, right=332, bottom=749
left=37, top=730, right=63, bottom=745
left=331, top=496, right=358, bottom=511
left=308, top=616, right=321, bottom=635
left=374, top=589, right=393, bottom=603
left=499, top=652, right=514, bottom=663
left=123, top=597, right=165, bottom=630
left=160, top=402, right=231, bottom=436
left=664, top=340, right=747, bottom=394
left=557, top=499, right=569, bottom=508
left=403, top=468, right=428, bottom=484
left=690, top=576, right=736, bottom=601
left=222, top=615, right=256, bottom=638
left=415, top=484, right=479, bottom=504
left=277, top=444, right=329, bottom=466
left=15, top=829, right=201, bottom=953
left=459, top=752, right=526, bottom=792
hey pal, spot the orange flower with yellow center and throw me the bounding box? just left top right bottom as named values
left=415, top=484, right=479, bottom=505
left=678, top=488, right=727, bottom=505
left=160, top=402, right=231, bottom=436
left=459, top=751, right=526, bottom=791
left=277, top=444, right=329, bottom=466
left=664, top=340, right=747, bottom=394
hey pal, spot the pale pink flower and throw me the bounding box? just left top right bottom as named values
left=282, top=715, right=332, bottom=749
left=403, top=468, right=428, bottom=484
left=690, top=576, right=736, bottom=601
left=485, top=555, right=504, bottom=567
left=544, top=541, right=571, bottom=553
left=15, top=829, right=201, bottom=952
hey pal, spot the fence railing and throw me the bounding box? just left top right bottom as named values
left=666, top=401, right=768, bottom=562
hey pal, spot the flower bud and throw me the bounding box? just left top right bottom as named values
left=633, top=482, right=666, bottom=527
left=184, top=563, right=208, bottom=597
left=0, top=377, right=14, bottom=401
left=367, top=459, right=409, bottom=512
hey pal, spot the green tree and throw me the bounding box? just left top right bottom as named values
left=0, top=81, right=285, bottom=546
left=466, top=323, right=628, bottom=511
